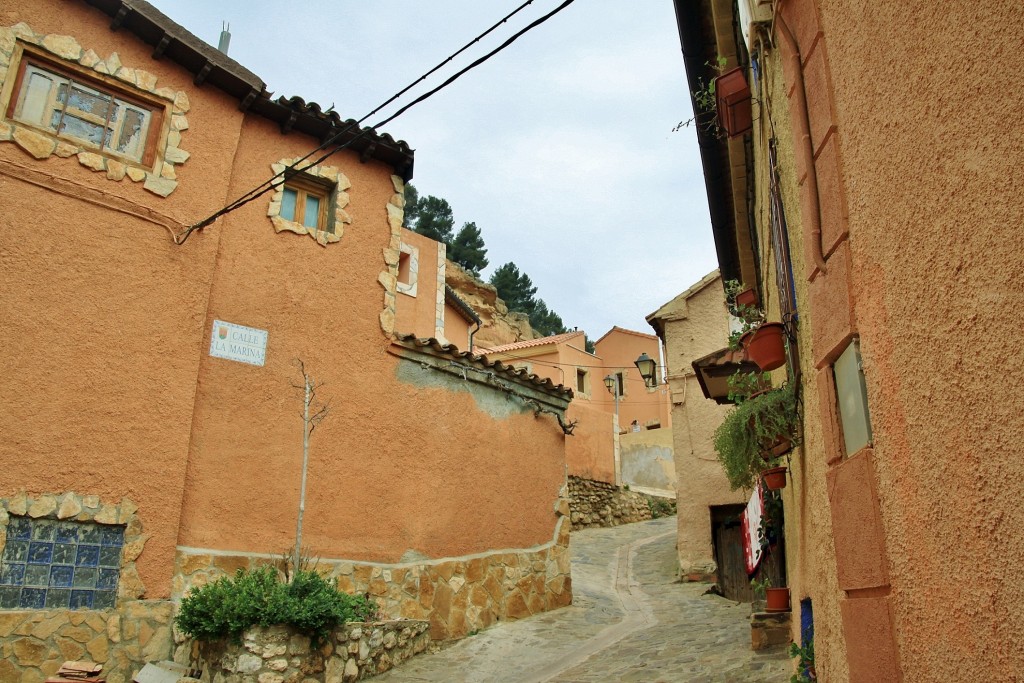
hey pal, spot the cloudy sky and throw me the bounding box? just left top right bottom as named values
left=150, top=0, right=718, bottom=339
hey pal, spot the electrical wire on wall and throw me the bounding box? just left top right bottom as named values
left=176, top=0, right=577, bottom=244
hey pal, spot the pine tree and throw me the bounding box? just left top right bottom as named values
left=489, top=262, right=537, bottom=315
left=413, top=195, right=454, bottom=244
left=448, top=222, right=489, bottom=276
left=529, top=299, right=568, bottom=337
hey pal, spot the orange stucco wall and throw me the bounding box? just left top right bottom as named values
left=749, top=0, right=1024, bottom=679
left=443, top=301, right=473, bottom=349
left=175, top=118, right=565, bottom=564
left=0, top=1, right=242, bottom=599
left=812, top=2, right=1024, bottom=679
left=0, top=0, right=568, bottom=610
left=594, top=328, right=672, bottom=431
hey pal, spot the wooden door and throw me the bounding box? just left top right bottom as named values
left=711, top=504, right=754, bottom=602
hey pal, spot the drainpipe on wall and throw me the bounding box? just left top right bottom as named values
left=773, top=11, right=828, bottom=277
left=468, top=320, right=480, bottom=354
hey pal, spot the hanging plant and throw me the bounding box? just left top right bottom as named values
left=713, top=381, right=800, bottom=490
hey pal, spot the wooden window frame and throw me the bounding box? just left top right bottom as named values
left=4, top=44, right=167, bottom=168
left=280, top=172, right=334, bottom=234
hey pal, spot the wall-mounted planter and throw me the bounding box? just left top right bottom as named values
left=715, top=68, right=753, bottom=137
left=743, top=322, right=787, bottom=371
left=765, top=586, right=791, bottom=612
left=762, top=466, right=788, bottom=490
left=735, top=288, right=758, bottom=308
left=760, top=436, right=793, bottom=461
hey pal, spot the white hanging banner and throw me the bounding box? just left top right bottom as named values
left=209, top=319, right=268, bottom=367
left=741, top=482, right=764, bottom=574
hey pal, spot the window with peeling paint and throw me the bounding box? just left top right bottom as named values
left=8, top=57, right=159, bottom=165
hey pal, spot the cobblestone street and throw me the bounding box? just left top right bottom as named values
left=374, top=517, right=791, bottom=682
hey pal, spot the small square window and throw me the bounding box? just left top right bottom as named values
left=0, top=517, right=123, bottom=611
left=6, top=52, right=162, bottom=166
left=279, top=174, right=333, bottom=233
left=576, top=369, right=589, bottom=394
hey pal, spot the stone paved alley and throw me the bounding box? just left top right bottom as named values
left=374, top=517, right=790, bottom=682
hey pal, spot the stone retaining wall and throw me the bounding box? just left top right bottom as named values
left=173, top=497, right=573, bottom=642
left=180, top=621, right=430, bottom=683
left=0, top=600, right=174, bottom=683
left=568, top=476, right=676, bottom=531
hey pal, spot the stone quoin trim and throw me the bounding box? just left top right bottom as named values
left=0, top=23, right=191, bottom=197
left=379, top=174, right=408, bottom=336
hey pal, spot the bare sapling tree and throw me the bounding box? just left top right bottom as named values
left=291, top=359, right=330, bottom=576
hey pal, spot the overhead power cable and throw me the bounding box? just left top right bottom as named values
left=177, top=0, right=577, bottom=244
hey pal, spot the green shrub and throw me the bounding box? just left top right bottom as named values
left=175, top=565, right=375, bottom=644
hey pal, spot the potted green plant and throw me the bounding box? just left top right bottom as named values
left=790, top=639, right=816, bottom=682
left=714, top=380, right=800, bottom=491
left=756, top=489, right=790, bottom=612
left=724, top=279, right=760, bottom=321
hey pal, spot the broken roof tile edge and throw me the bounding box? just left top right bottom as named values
left=82, top=0, right=414, bottom=179
left=392, top=333, right=573, bottom=400
left=478, top=330, right=585, bottom=355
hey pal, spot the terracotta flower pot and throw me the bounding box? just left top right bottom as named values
left=762, top=466, right=788, bottom=490
left=735, top=288, right=758, bottom=308
left=743, top=322, right=786, bottom=371
left=765, top=587, right=791, bottom=612
left=714, top=67, right=753, bottom=137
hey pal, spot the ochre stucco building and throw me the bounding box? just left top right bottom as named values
left=0, top=2, right=573, bottom=678
left=673, top=0, right=1024, bottom=680
left=648, top=270, right=749, bottom=594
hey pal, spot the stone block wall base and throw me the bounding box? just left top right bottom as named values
left=0, top=600, right=174, bottom=682
left=750, top=611, right=792, bottom=651
left=174, top=512, right=573, bottom=643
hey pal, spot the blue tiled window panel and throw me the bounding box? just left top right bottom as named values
left=0, top=516, right=124, bottom=610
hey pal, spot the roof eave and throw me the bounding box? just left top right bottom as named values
left=82, top=0, right=415, bottom=180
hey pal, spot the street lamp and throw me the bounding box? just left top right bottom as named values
left=603, top=374, right=621, bottom=422
left=604, top=374, right=622, bottom=486
left=634, top=352, right=658, bottom=388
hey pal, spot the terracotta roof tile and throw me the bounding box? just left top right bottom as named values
left=594, top=326, right=658, bottom=346
left=477, top=331, right=585, bottom=355
left=81, top=0, right=414, bottom=178
left=393, top=333, right=573, bottom=399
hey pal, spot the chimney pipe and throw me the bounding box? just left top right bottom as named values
left=217, top=21, right=231, bottom=54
